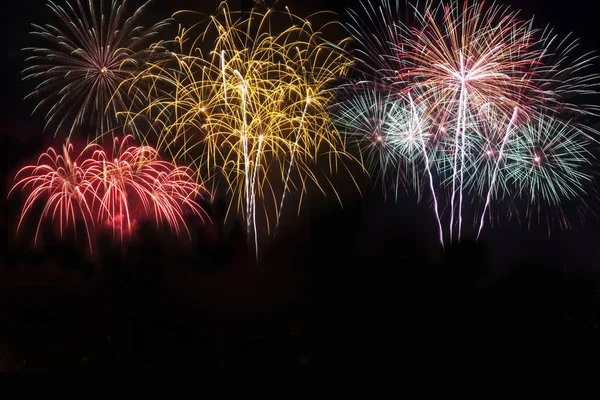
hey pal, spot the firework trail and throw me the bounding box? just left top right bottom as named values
left=407, top=92, right=444, bottom=248
left=277, top=95, right=311, bottom=232
left=23, top=0, right=171, bottom=139
left=9, top=135, right=210, bottom=252
left=333, top=88, right=445, bottom=246
left=123, top=2, right=354, bottom=259
left=477, top=106, right=519, bottom=240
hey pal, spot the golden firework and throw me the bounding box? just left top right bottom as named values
left=121, top=2, right=356, bottom=258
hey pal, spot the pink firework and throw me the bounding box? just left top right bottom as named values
left=9, top=143, right=100, bottom=252
left=90, top=135, right=210, bottom=241
left=10, top=135, right=210, bottom=252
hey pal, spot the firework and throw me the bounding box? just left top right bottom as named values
left=338, top=0, right=599, bottom=243
left=89, top=135, right=210, bottom=241
left=333, top=89, right=431, bottom=198
left=530, top=27, right=600, bottom=120
left=9, top=143, right=100, bottom=252
left=9, top=135, right=209, bottom=252
left=333, top=88, right=446, bottom=246
left=23, top=0, right=171, bottom=139
left=504, top=116, right=594, bottom=226
left=397, top=0, right=542, bottom=242
left=123, top=2, right=354, bottom=259
left=344, top=0, right=406, bottom=85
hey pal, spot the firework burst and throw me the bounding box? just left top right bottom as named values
left=9, top=135, right=210, bottom=252
left=338, top=0, right=599, bottom=244
left=333, top=89, right=432, bottom=198
left=23, top=0, right=171, bottom=139
left=504, top=116, right=594, bottom=227
left=123, top=2, right=355, bottom=259
left=9, top=143, right=100, bottom=252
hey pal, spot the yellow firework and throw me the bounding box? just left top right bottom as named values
left=121, top=2, right=355, bottom=258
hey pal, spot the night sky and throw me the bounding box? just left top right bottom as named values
left=1, top=0, right=600, bottom=369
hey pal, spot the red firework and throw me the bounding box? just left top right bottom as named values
left=9, top=135, right=210, bottom=252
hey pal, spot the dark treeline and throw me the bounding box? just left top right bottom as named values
left=1, top=183, right=600, bottom=369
